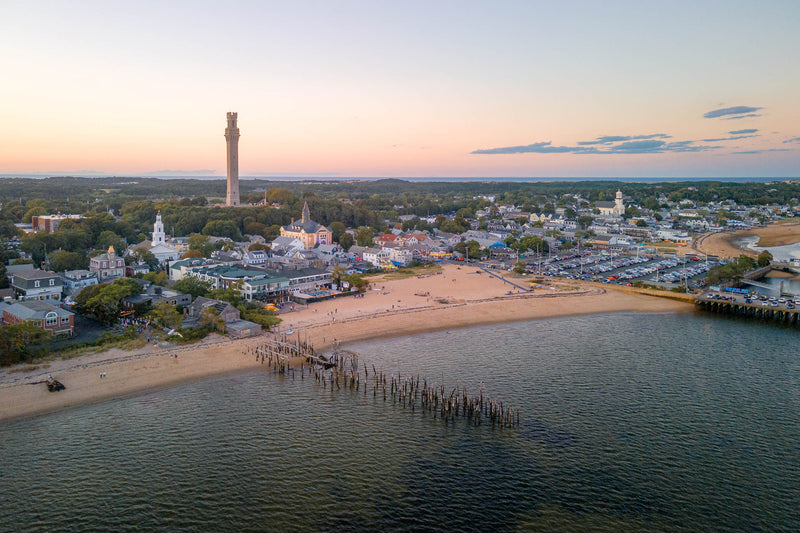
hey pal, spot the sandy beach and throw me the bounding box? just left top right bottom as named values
left=0, top=264, right=693, bottom=423
left=690, top=222, right=800, bottom=259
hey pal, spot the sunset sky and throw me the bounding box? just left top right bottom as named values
left=2, top=1, right=798, bottom=178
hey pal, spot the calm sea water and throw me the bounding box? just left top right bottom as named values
left=1, top=313, right=799, bottom=532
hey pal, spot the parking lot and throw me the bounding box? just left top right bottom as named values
left=518, top=251, right=719, bottom=290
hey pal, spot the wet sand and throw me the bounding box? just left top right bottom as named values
left=691, top=222, right=800, bottom=259
left=0, top=265, right=692, bottom=423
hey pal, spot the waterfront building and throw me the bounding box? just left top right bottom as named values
left=279, top=202, right=333, bottom=249
left=225, top=112, right=240, bottom=207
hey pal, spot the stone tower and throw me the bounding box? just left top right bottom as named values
left=225, top=112, right=240, bottom=207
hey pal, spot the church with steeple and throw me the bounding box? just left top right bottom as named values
left=279, top=201, right=333, bottom=249
left=596, top=190, right=626, bottom=217
left=149, top=211, right=180, bottom=264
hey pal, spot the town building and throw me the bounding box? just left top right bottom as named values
left=596, top=190, right=625, bottom=216
left=122, top=285, right=192, bottom=314
left=10, top=269, right=62, bottom=302
left=60, top=269, right=98, bottom=296
left=89, top=246, right=126, bottom=281
left=279, top=202, right=333, bottom=249
left=30, top=214, right=83, bottom=233
left=1, top=300, right=74, bottom=335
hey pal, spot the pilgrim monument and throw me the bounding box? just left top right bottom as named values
left=225, top=112, right=240, bottom=206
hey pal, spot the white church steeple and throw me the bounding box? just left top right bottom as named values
left=152, top=211, right=166, bottom=246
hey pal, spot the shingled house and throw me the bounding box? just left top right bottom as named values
left=186, top=296, right=262, bottom=338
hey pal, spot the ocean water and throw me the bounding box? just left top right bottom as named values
left=1, top=313, right=799, bottom=532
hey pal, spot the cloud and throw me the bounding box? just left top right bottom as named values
left=607, top=140, right=666, bottom=153
left=577, top=133, right=671, bottom=146
left=722, top=113, right=762, bottom=120
left=471, top=138, right=721, bottom=155
left=783, top=137, right=800, bottom=144
left=703, top=105, right=762, bottom=119
left=700, top=134, right=759, bottom=142
left=470, top=142, right=593, bottom=154
left=731, top=149, right=791, bottom=154
left=729, top=129, right=758, bottom=135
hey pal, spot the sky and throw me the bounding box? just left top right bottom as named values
left=1, top=0, right=799, bottom=178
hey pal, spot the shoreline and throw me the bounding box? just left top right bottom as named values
left=0, top=265, right=693, bottom=424
left=691, top=221, right=800, bottom=259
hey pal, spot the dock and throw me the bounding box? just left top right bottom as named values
left=695, top=295, right=800, bottom=326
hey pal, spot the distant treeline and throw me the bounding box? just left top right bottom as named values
left=1, top=177, right=799, bottom=211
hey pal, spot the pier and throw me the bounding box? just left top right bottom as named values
left=248, top=337, right=520, bottom=430
left=695, top=295, right=800, bottom=326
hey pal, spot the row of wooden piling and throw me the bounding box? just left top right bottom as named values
left=246, top=338, right=520, bottom=430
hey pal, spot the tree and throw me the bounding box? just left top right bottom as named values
left=209, top=280, right=243, bottom=306
left=738, top=254, right=756, bottom=271
left=95, top=230, right=126, bottom=253
left=142, top=270, right=169, bottom=286
left=624, top=207, right=641, bottom=219
left=129, top=248, right=159, bottom=270
left=757, top=250, right=773, bottom=267
left=48, top=250, right=87, bottom=271
left=173, top=277, right=212, bottom=299
left=344, top=273, right=369, bottom=293
left=636, top=219, right=648, bottom=227
left=75, top=278, right=142, bottom=325
left=356, top=227, right=373, bottom=247
left=0, top=323, right=51, bottom=366
left=181, top=249, right=204, bottom=259
left=339, top=232, right=354, bottom=250
left=199, top=307, right=225, bottom=333
left=151, top=302, right=183, bottom=330
left=577, top=215, right=594, bottom=229
left=513, top=261, right=526, bottom=274
left=201, top=220, right=242, bottom=241
left=454, top=240, right=482, bottom=259
left=248, top=242, right=268, bottom=252
left=188, top=233, right=215, bottom=257
left=329, top=221, right=346, bottom=242
left=331, top=266, right=346, bottom=286
left=564, top=207, right=576, bottom=219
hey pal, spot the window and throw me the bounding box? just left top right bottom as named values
left=35, top=281, right=40, bottom=288
left=45, top=312, right=58, bottom=326
left=49, top=279, right=55, bottom=286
